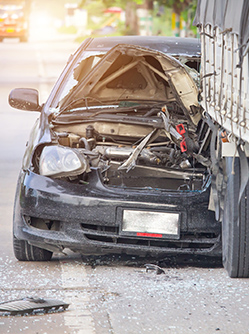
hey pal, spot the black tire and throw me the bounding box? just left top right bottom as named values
left=13, top=235, right=53, bottom=261
left=222, top=157, right=249, bottom=278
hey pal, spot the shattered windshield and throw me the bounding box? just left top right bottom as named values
left=58, top=51, right=105, bottom=108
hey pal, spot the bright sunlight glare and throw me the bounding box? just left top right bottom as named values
left=29, top=10, right=60, bottom=41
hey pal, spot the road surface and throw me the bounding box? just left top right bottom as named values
left=0, top=36, right=249, bottom=334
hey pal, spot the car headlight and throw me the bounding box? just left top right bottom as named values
left=39, top=145, right=88, bottom=178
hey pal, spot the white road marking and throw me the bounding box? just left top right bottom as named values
left=60, top=260, right=95, bottom=334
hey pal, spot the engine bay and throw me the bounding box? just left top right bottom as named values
left=32, top=43, right=211, bottom=193
left=39, top=101, right=212, bottom=192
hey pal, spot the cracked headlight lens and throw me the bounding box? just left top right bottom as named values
left=39, top=146, right=88, bottom=178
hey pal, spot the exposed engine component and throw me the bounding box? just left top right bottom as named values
left=43, top=103, right=211, bottom=191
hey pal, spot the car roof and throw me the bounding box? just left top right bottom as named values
left=85, top=36, right=201, bottom=57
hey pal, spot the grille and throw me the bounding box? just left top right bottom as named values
left=80, top=223, right=219, bottom=251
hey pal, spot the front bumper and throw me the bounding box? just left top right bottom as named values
left=0, top=27, right=28, bottom=38
left=13, top=169, right=221, bottom=257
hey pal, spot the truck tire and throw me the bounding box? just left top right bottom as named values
left=222, top=157, right=249, bottom=278
left=13, top=235, right=53, bottom=261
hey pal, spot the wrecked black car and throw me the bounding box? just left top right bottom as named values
left=9, top=36, right=221, bottom=262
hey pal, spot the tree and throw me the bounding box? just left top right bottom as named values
left=78, top=0, right=197, bottom=37
left=159, top=0, right=197, bottom=36
left=100, top=0, right=144, bottom=35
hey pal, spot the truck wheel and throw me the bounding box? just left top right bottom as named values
left=13, top=235, right=53, bottom=261
left=222, top=157, right=249, bottom=278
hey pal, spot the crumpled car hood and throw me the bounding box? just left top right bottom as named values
left=63, top=44, right=201, bottom=125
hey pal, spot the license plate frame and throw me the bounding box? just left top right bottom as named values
left=121, top=209, right=180, bottom=239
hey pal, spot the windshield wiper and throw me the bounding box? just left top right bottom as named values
left=55, top=100, right=164, bottom=119
left=90, top=102, right=165, bottom=117
left=90, top=104, right=156, bottom=117
left=56, top=96, right=105, bottom=117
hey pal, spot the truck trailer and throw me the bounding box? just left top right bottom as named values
left=194, top=0, right=249, bottom=277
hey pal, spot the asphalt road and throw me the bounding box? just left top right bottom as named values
left=0, top=35, right=249, bottom=334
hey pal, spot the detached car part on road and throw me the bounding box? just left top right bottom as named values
left=10, top=37, right=223, bottom=272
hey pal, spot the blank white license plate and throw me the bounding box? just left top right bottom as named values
left=122, top=210, right=180, bottom=238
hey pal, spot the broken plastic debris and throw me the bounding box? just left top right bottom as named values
left=0, top=297, right=69, bottom=316
left=145, top=264, right=165, bottom=275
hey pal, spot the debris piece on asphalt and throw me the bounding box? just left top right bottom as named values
left=0, top=297, right=69, bottom=316
left=145, top=264, right=165, bottom=275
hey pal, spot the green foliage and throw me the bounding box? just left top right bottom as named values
left=152, top=3, right=173, bottom=36
left=82, top=0, right=106, bottom=16
left=100, top=0, right=143, bottom=9
left=76, top=0, right=197, bottom=38
left=157, top=0, right=196, bottom=14
left=75, top=30, right=122, bottom=44
left=57, top=25, right=78, bottom=34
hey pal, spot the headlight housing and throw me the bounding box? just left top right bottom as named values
left=39, top=145, right=88, bottom=178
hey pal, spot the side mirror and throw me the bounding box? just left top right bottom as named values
left=9, top=88, right=42, bottom=112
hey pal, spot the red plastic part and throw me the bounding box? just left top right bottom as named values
left=176, top=123, right=186, bottom=135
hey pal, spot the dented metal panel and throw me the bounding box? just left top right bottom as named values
left=10, top=36, right=222, bottom=260
left=200, top=26, right=249, bottom=141
left=195, top=0, right=249, bottom=142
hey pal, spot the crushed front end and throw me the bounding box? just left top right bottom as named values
left=14, top=43, right=221, bottom=257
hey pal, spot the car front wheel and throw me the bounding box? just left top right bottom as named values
left=222, top=157, right=249, bottom=278
left=13, top=235, right=53, bottom=261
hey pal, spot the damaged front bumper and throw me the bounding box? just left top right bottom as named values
left=14, top=168, right=222, bottom=257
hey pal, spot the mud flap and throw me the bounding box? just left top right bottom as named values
left=238, top=144, right=249, bottom=202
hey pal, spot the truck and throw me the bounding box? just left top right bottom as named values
left=194, top=0, right=249, bottom=277
left=0, top=0, right=31, bottom=42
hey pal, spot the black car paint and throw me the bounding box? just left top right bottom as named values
left=14, top=168, right=220, bottom=256
left=12, top=36, right=221, bottom=258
